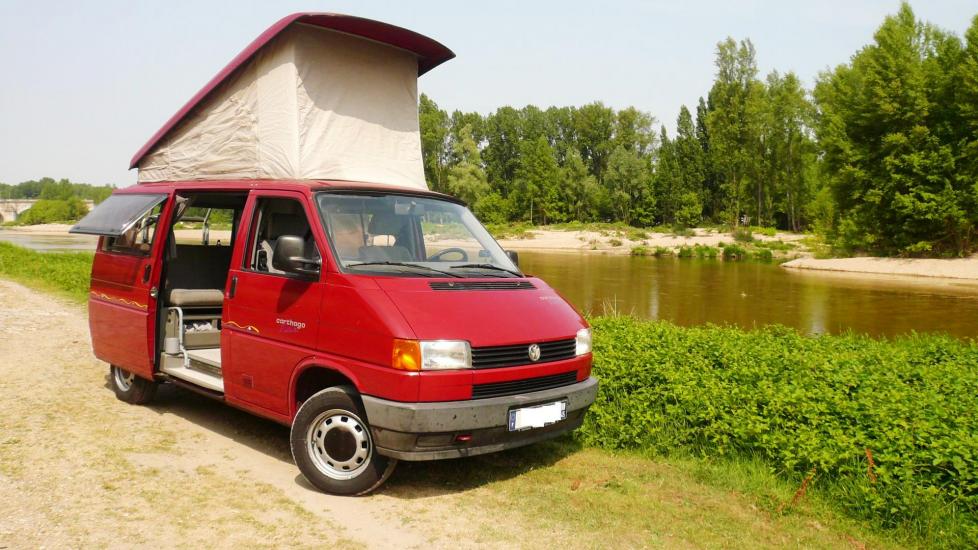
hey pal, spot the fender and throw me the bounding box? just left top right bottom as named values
left=288, top=355, right=364, bottom=419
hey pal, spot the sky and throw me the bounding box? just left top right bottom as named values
left=0, top=0, right=975, bottom=188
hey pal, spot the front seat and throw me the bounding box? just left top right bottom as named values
left=259, top=208, right=320, bottom=274
left=358, top=212, right=412, bottom=261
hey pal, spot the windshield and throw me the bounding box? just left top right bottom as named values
left=316, top=193, right=521, bottom=277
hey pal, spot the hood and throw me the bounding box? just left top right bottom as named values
left=374, top=277, right=586, bottom=347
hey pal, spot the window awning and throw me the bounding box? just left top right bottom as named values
left=69, top=194, right=167, bottom=237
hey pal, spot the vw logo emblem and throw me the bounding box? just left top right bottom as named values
left=528, top=344, right=541, bottom=362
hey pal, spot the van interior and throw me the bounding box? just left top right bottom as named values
left=156, top=192, right=248, bottom=394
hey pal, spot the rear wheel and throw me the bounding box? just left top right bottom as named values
left=109, top=365, right=158, bottom=404
left=290, top=386, right=396, bottom=496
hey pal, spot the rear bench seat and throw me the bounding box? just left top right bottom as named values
left=165, top=245, right=233, bottom=308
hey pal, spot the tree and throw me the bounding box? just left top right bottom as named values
left=605, top=146, right=654, bottom=225
left=696, top=97, right=721, bottom=221
left=562, top=149, right=602, bottom=221
left=513, top=137, right=561, bottom=224
left=707, top=37, right=763, bottom=225
left=572, top=102, right=617, bottom=183
left=418, top=94, right=449, bottom=192
left=814, top=3, right=976, bottom=255
left=446, top=125, right=490, bottom=210
left=764, top=72, right=816, bottom=231
left=673, top=105, right=706, bottom=226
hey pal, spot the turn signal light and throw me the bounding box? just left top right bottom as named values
left=392, top=339, right=422, bottom=371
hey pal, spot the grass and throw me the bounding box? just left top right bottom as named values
left=0, top=241, right=93, bottom=302
left=392, top=440, right=902, bottom=549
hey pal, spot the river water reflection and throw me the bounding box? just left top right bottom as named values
left=520, top=251, right=978, bottom=339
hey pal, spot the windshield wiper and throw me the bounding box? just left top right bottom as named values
left=348, top=261, right=464, bottom=278
left=449, top=263, right=523, bottom=277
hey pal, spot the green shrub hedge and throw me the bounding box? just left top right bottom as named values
left=585, top=316, right=978, bottom=545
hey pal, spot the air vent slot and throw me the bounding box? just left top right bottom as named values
left=429, top=281, right=536, bottom=291
left=471, top=371, right=578, bottom=399
left=472, top=338, right=577, bottom=369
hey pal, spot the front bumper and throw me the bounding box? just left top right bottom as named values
left=361, top=377, right=599, bottom=461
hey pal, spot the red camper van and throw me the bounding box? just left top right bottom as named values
left=71, top=14, right=597, bottom=495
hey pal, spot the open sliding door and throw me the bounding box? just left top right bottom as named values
left=71, top=193, right=171, bottom=379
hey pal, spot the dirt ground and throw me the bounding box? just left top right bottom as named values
left=0, top=279, right=520, bottom=549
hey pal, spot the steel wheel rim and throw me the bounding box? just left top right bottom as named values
left=306, top=409, right=372, bottom=480
left=114, top=368, right=135, bottom=392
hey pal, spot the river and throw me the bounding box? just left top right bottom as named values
left=2, top=230, right=975, bottom=339
left=520, top=251, right=978, bottom=339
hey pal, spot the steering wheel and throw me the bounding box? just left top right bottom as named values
left=427, top=247, right=469, bottom=262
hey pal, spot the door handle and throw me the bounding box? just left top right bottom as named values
left=142, top=264, right=152, bottom=283
left=229, top=275, right=238, bottom=299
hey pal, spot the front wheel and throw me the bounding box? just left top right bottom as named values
left=290, top=386, right=397, bottom=496
left=109, top=364, right=158, bottom=404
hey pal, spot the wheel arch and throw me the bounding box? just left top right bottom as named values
left=289, top=358, right=362, bottom=419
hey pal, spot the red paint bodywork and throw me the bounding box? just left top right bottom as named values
left=87, top=180, right=591, bottom=426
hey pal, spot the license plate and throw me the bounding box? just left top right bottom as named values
left=508, top=400, right=567, bottom=431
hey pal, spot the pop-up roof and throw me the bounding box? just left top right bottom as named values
left=131, top=13, right=454, bottom=190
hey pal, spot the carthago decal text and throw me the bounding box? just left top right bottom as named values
left=276, top=318, right=306, bottom=333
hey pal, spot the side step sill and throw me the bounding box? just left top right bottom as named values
left=160, top=362, right=224, bottom=393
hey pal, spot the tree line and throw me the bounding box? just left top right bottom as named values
left=0, top=178, right=114, bottom=225
left=420, top=3, right=978, bottom=256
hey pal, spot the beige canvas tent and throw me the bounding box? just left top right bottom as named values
left=130, top=13, right=454, bottom=190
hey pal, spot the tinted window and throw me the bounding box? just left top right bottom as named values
left=101, top=201, right=165, bottom=256
left=70, top=193, right=167, bottom=237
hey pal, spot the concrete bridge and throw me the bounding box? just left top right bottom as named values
left=0, top=199, right=94, bottom=224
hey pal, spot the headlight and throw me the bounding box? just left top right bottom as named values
left=575, top=328, right=592, bottom=356
left=421, top=340, right=472, bottom=370
left=392, top=339, right=472, bottom=371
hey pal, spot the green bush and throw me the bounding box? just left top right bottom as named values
left=13, top=198, right=89, bottom=225
left=694, top=244, right=719, bottom=259
left=677, top=245, right=694, bottom=258
left=609, top=238, right=623, bottom=247
left=584, top=317, right=978, bottom=545
left=486, top=222, right=535, bottom=240
left=630, top=245, right=650, bottom=256
left=732, top=227, right=754, bottom=242
left=721, top=244, right=747, bottom=260
left=752, top=248, right=774, bottom=262
left=749, top=226, right=778, bottom=237
left=626, top=229, right=648, bottom=241
left=652, top=246, right=673, bottom=257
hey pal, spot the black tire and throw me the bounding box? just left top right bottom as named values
left=290, top=386, right=397, bottom=496
left=109, top=364, right=158, bottom=405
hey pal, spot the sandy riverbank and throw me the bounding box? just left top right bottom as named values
left=0, top=223, right=75, bottom=235
left=781, top=256, right=978, bottom=281
left=494, top=228, right=806, bottom=255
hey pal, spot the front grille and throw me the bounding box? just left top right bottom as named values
left=429, top=281, right=536, bottom=291
left=472, top=338, right=576, bottom=369
left=471, top=371, right=578, bottom=399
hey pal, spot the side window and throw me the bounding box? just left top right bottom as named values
left=174, top=207, right=236, bottom=247
left=102, top=202, right=164, bottom=256
left=246, top=197, right=320, bottom=274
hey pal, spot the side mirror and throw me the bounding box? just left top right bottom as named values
left=272, top=235, right=321, bottom=277
left=505, top=250, right=519, bottom=267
